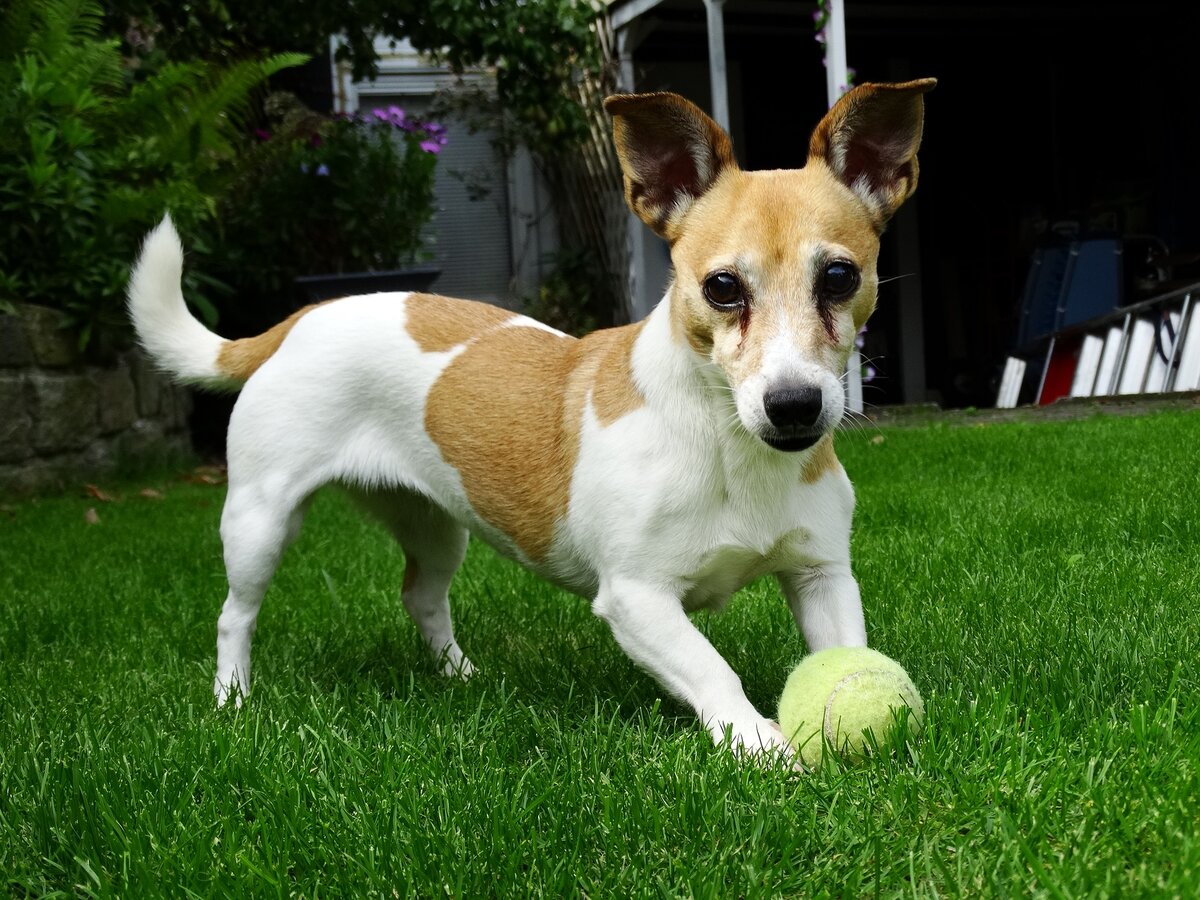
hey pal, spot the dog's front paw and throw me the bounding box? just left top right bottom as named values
left=442, top=655, right=476, bottom=680
left=714, top=717, right=797, bottom=768
left=214, top=673, right=247, bottom=709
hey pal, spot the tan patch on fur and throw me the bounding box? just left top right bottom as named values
left=425, top=326, right=574, bottom=562
left=801, top=436, right=840, bottom=484
left=425, top=321, right=645, bottom=562
left=404, top=292, right=516, bottom=353
left=584, top=322, right=645, bottom=426
left=216, top=302, right=330, bottom=382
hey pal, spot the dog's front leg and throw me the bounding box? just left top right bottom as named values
left=593, top=577, right=790, bottom=759
left=779, top=563, right=868, bottom=652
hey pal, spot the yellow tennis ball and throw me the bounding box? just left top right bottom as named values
left=778, top=646, right=924, bottom=768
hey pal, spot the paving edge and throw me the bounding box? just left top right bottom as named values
left=858, top=391, right=1200, bottom=430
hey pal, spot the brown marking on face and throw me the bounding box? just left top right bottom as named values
left=672, top=298, right=716, bottom=357
left=216, top=301, right=334, bottom=382
left=801, top=435, right=840, bottom=484
left=738, top=301, right=752, bottom=342
left=424, top=320, right=645, bottom=563
left=849, top=281, right=877, bottom=334
left=404, top=292, right=516, bottom=353
left=817, top=302, right=839, bottom=344
left=668, top=165, right=881, bottom=386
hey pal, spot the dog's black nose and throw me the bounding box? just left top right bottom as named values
left=763, top=385, right=824, bottom=429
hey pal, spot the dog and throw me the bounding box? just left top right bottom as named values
left=127, top=79, right=934, bottom=760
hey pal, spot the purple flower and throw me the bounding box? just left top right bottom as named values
left=419, top=139, right=442, bottom=154
left=316, top=163, right=329, bottom=176
left=370, top=106, right=408, bottom=128
left=254, top=128, right=271, bottom=141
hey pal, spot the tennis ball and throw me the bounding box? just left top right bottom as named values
left=777, top=646, right=924, bottom=768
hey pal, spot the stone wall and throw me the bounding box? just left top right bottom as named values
left=0, top=304, right=193, bottom=496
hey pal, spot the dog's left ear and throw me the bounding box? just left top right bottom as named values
left=604, top=92, right=737, bottom=242
left=808, top=78, right=936, bottom=226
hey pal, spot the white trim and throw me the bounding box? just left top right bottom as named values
left=609, top=0, right=667, bottom=32
left=1117, top=317, right=1155, bottom=394
left=702, top=0, right=730, bottom=132
left=1069, top=334, right=1104, bottom=397
left=331, top=34, right=493, bottom=109
left=329, top=35, right=358, bottom=114
left=824, top=0, right=849, bottom=108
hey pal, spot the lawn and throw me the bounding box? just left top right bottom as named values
left=1, top=410, right=1198, bottom=897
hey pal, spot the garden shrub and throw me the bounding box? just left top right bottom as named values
left=212, top=91, right=444, bottom=322
left=0, top=0, right=304, bottom=351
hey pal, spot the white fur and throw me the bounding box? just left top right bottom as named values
left=126, top=215, right=232, bottom=390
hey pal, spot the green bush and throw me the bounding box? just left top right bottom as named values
left=214, top=92, right=443, bottom=311
left=522, top=248, right=607, bottom=337
left=0, top=0, right=304, bottom=351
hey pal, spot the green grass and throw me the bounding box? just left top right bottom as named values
left=1, top=410, right=1198, bottom=897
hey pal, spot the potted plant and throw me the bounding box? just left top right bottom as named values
left=216, top=92, right=446, bottom=316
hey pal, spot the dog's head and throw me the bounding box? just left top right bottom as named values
left=605, top=80, right=934, bottom=452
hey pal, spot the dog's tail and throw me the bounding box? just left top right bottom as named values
left=128, top=215, right=303, bottom=391
left=127, top=215, right=238, bottom=390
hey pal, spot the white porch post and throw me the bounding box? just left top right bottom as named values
left=822, top=0, right=863, bottom=413
left=616, top=23, right=651, bottom=320
left=823, top=0, right=850, bottom=106
left=702, top=0, right=730, bottom=131
left=329, top=35, right=359, bottom=114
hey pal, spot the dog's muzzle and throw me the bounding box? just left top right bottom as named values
left=761, top=384, right=825, bottom=452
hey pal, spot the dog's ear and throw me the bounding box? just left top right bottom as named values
left=808, top=78, right=936, bottom=226
left=604, top=92, right=737, bottom=242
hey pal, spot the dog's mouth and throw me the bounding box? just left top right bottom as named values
left=762, top=432, right=822, bottom=453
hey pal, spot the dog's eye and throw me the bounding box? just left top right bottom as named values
left=820, top=260, right=860, bottom=301
left=703, top=271, right=744, bottom=309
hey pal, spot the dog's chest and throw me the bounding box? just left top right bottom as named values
left=563, top=419, right=849, bottom=603
left=678, top=526, right=811, bottom=611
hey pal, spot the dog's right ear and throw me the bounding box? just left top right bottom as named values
left=807, top=78, right=936, bottom=227
left=604, top=92, right=737, bottom=242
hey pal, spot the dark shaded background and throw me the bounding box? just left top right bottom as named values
left=632, top=1, right=1200, bottom=408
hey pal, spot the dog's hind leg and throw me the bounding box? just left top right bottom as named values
left=214, top=479, right=312, bottom=706
left=357, top=489, right=474, bottom=678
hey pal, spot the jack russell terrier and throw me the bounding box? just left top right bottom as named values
left=127, top=79, right=934, bottom=760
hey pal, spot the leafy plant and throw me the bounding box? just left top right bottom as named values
left=103, top=0, right=624, bottom=327
left=0, top=0, right=305, bottom=350
left=521, top=248, right=606, bottom=338
left=105, top=0, right=607, bottom=148
left=208, top=93, right=443, bottom=328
